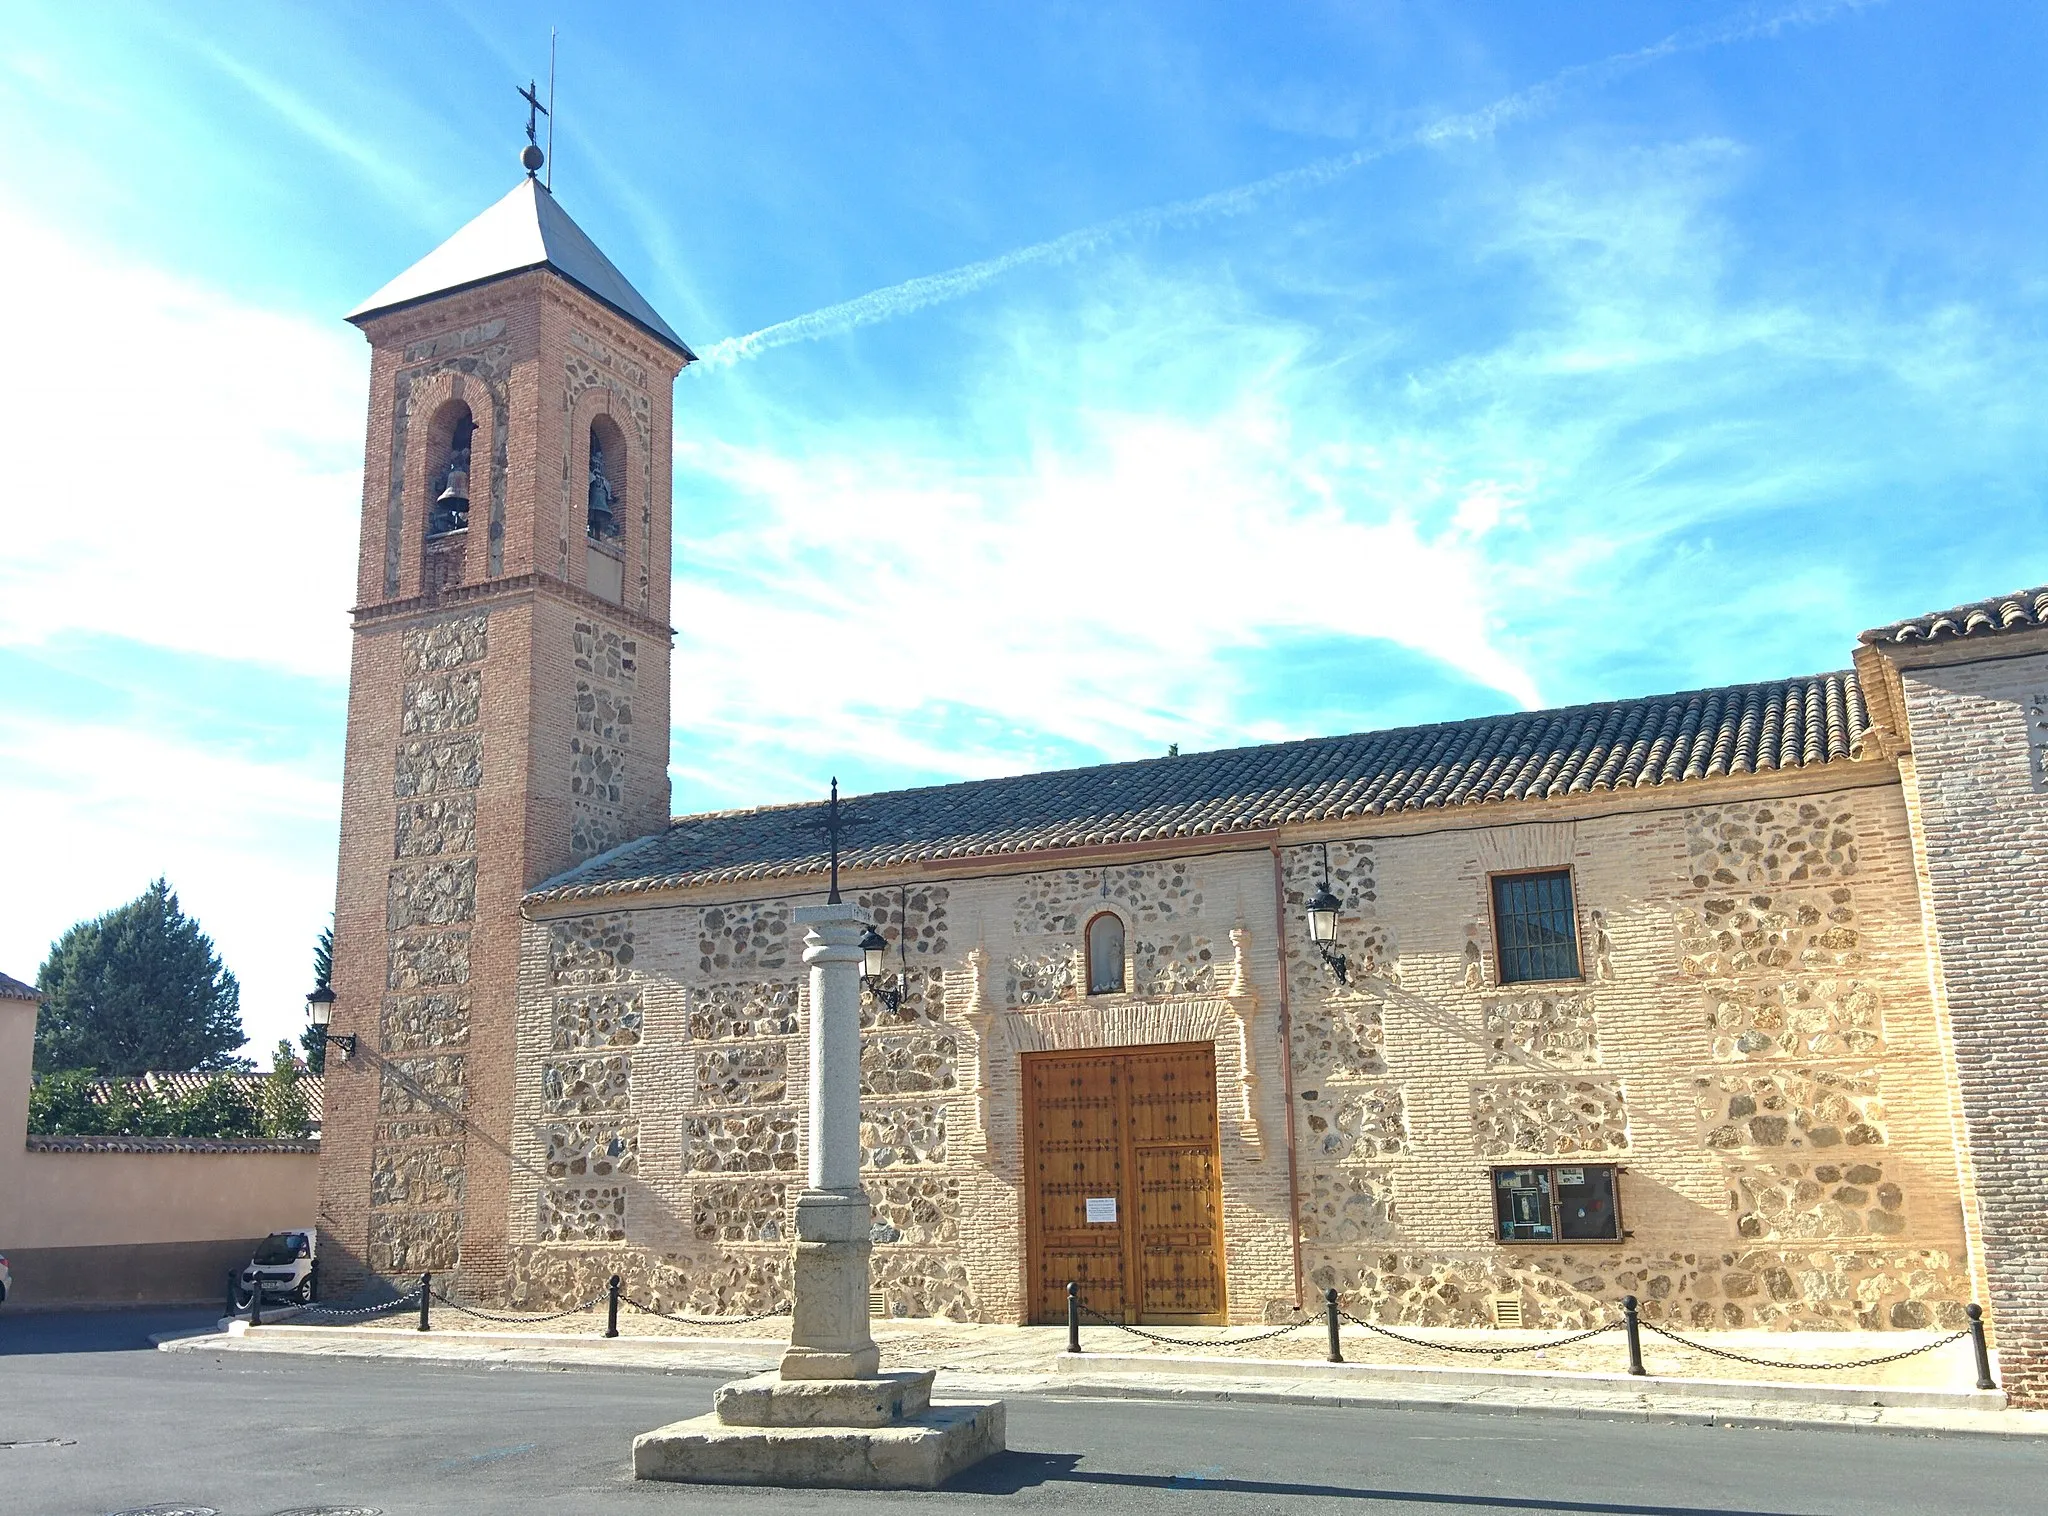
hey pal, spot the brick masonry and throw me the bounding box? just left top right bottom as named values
left=1870, top=630, right=2048, bottom=1406
left=319, top=264, right=685, bottom=1302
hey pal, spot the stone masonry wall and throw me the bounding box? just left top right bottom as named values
left=508, top=770, right=1964, bottom=1340
left=366, top=613, right=488, bottom=1276
left=1285, top=785, right=1970, bottom=1333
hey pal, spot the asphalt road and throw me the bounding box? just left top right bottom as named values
left=1, top=1310, right=2042, bottom=1516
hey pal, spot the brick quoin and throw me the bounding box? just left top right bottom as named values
left=1860, top=627, right=2048, bottom=1408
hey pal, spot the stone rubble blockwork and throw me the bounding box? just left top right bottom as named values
left=539, top=1183, right=628, bottom=1242
left=1483, top=991, right=1602, bottom=1070
left=380, top=991, right=470, bottom=1053
left=693, top=1179, right=790, bottom=1243
left=387, top=930, right=470, bottom=991
left=698, top=1044, right=789, bottom=1106
left=396, top=796, right=477, bottom=857
left=543, top=1119, right=638, bottom=1179
left=552, top=990, right=642, bottom=1051
left=699, top=903, right=792, bottom=975
left=861, top=1105, right=946, bottom=1169
left=1695, top=1067, right=1886, bottom=1151
left=685, top=1113, right=801, bottom=1173
left=1686, top=799, right=1860, bottom=890
left=1299, top=1082, right=1409, bottom=1160
left=1309, top=1245, right=1975, bottom=1331
left=1470, top=1078, right=1631, bottom=1158
left=694, top=980, right=801, bottom=1040
left=1704, top=977, right=1884, bottom=1061
left=1729, top=1160, right=1907, bottom=1239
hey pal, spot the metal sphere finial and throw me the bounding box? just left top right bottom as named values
left=522, top=142, right=545, bottom=176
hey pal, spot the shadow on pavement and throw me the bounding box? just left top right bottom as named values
left=0, top=1307, right=219, bottom=1356
left=953, top=1451, right=1822, bottom=1514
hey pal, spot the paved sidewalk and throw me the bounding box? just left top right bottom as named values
left=156, top=1310, right=2047, bottom=1440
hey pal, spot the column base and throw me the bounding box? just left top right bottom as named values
left=779, top=1343, right=882, bottom=1380
left=633, top=1373, right=1005, bottom=1490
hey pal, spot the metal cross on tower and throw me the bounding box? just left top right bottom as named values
left=517, top=77, right=552, bottom=180
left=519, top=79, right=550, bottom=146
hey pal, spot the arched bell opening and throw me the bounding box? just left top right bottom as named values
left=426, top=401, right=476, bottom=539
left=586, top=415, right=627, bottom=544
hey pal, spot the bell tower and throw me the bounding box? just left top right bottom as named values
left=319, top=153, right=691, bottom=1297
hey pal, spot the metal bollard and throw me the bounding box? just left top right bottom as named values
left=249, top=1277, right=263, bottom=1328
left=1325, top=1288, right=1343, bottom=1364
left=1622, top=1294, right=1646, bottom=1377
left=225, top=1269, right=238, bottom=1320
left=1067, top=1281, right=1081, bottom=1354
left=607, top=1274, right=622, bottom=1339
left=1968, top=1303, right=1997, bottom=1391
left=419, top=1272, right=432, bottom=1332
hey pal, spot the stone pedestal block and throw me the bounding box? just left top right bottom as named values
left=714, top=1369, right=934, bottom=1428
left=781, top=1188, right=879, bottom=1380
left=632, top=1400, right=1005, bottom=1490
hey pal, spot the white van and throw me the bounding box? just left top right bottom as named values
left=237, top=1230, right=316, bottom=1306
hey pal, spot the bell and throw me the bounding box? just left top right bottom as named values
left=429, top=469, right=470, bottom=535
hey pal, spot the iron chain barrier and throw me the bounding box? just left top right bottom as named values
left=426, top=1282, right=607, bottom=1326
left=290, top=1288, right=424, bottom=1324
left=1076, top=1296, right=1314, bottom=1349
left=1066, top=1283, right=2000, bottom=1391
left=1640, top=1315, right=1973, bottom=1373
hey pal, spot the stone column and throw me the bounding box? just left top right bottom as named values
left=780, top=902, right=880, bottom=1380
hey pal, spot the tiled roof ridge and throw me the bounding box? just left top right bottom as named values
left=665, top=797, right=823, bottom=827
left=0, top=969, right=36, bottom=1000
left=77, top=1070, right=325, bottom=1124
left=26, top=1135, right=320, bottom=1155
left=1860, top=583, right=2048, bottom=645
left=691, top=670, right=1865, bottom=821
left=531, top=667, right=1871, bottom=906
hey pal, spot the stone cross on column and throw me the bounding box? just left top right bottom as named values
left=781, top=901, right=881, bottom=1380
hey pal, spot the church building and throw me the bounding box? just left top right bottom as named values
left=316, top=164, right=2048, bottom=1409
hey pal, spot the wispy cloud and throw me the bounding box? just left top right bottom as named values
left=667, top=121, right=2047, bottom=810
left=0, top=199, right=364, bottom=676
left=193, top=43, right=442, bottom=224
left=698, top=0, right=1880, bottom=367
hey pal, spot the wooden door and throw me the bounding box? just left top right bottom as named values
left=1023, top=1042, right=1225, bottom=1325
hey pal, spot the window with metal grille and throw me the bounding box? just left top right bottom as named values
left=1492, top=1164, right=1621, bottom=1243
left=1490, top=869, right=1580, bottom=983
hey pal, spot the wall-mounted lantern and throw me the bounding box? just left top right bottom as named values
left=305, top=982, right=355, bottom=1062
left=860, top=885, right=911, bottom=1013
left=1306, top=843, right=1349, bottom=986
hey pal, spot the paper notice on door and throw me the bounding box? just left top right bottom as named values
left=1085, top=1196, right=1117, bottom=1225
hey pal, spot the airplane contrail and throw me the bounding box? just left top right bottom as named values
left=696, top=0, right=1877, bottom=369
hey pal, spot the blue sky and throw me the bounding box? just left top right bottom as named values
left=2, top=0, right=2044, bottom=1060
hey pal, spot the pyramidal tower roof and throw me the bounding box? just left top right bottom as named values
left=347, top=177, right=692, bottom=358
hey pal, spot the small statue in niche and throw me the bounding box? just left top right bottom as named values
left=428, top=415, right=474, bottom=535
left=587, top=431, right=621, bottom=540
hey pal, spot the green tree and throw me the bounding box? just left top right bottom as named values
left=169, top=1076, right=260, bottom=1139
left=26, top=1069, right=101, bottom=1135
left=258, top=1040, right=312, bottom=1140
left=301, top=919, right=332, bottom=1075
left=33, top=879, right=248, bottom=1075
